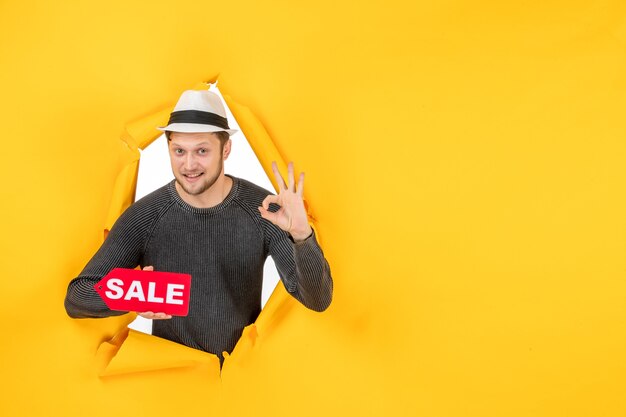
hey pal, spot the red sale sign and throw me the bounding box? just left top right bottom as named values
left=94, top=268, right=191, bottom=316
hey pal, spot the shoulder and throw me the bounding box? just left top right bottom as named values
left=230, top=176, right=286, bottom=241
left=115, top=181, right=176, bottom=227
left=232, top=176, right=274, bottom=208
left=230, top=176, right=279, bottom=233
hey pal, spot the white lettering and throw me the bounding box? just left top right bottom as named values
left=103, top=278, right=186, bottom=306
left=105, top=278, right=124, bottom=299
left=124, top=281, right=146, bottom=301
left=147, top=281, right=164, bottom=303
left=166, top=284, right=185, bottom=305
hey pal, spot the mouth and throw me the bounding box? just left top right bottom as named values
left=182, top=172, right=204, bottom=182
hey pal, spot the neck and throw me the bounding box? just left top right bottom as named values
left=175, top=173, right=233, bottom=208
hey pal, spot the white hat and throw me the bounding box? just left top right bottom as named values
left=158, top=90, right=238, bottom=136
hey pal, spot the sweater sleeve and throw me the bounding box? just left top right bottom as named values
left=267, top=227, right=333, bottom=312
left=64, top=202, right=153, bottom=318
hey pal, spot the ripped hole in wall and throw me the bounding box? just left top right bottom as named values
left=128, top=84, right=281, bottom=335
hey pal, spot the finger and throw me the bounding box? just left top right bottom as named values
left=139, top=311, right=172, bottom=320
left=272, top=161, right=287, bottom=190
left=297, top=172, right=305, bottom=197
left=143, top=265, right=154, bottom=271
left=258, top=206, right=278, bottom=224
left=287, top=162, right=295, bottom=191
left=261, top=194, right=280, bottom=210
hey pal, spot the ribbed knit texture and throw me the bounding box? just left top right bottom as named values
left=64, top=176, right=333, bottom=361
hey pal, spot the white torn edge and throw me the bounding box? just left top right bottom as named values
left=129, top=83, right=281, bottom=334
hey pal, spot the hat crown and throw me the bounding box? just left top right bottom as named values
left=157, top=89, right=238, bottom=136
left=173, top=90, right=228, bottom=118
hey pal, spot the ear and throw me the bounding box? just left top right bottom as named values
left=222, top=139, right=232, bottom=160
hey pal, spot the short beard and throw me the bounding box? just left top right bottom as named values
left=176, top=158, right=223, bottom=196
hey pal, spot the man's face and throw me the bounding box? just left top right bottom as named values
left=168, top=131, right=231, bottom=197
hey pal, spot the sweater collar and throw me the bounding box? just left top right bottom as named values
left=168, top=174, right=239, bottom=214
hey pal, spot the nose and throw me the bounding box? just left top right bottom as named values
left=183, top=153, right=196, bottom=170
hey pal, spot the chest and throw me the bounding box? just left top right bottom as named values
left=143, top=209, right=266, bottom=274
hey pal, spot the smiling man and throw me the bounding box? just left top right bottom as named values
left=64, top=90, right=333, bottom=363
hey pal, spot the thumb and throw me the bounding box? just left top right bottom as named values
left=258, top=206, right=278, bottom=224
left=143, top=265, right=154, bottom=271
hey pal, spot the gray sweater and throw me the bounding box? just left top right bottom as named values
left=64, top=176, right=333, bottom=360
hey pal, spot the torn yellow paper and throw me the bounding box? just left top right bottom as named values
left=2, top=1, right=626, bottom=416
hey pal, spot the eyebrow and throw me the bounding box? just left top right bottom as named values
left=170, top=142, right=211, bottom=148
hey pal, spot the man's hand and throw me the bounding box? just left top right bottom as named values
left=136, top=266, right=172, bottom=320
left=259, top=161, right=313, bottom=242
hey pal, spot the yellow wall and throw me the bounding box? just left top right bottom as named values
left=1, top=1, right=626, bottom=416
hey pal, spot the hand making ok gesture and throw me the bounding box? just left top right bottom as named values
left=258, top=161, right=313, bottom=242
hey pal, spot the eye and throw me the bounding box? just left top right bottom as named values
left=174, top=148, right=184, bottom=155
left=198, top=148, right=208, bottom=155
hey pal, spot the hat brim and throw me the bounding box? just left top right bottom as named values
left=158, top=123, right=238, bottom=136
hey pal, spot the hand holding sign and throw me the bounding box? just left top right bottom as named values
left=94, top=266, right=192, bottom=317
left=138, top=266, right=172, bottom=319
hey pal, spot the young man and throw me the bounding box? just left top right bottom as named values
left=64, top=90, right=333, bottom=362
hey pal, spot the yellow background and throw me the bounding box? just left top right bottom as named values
left=1, top=1, right=626, bottom=416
